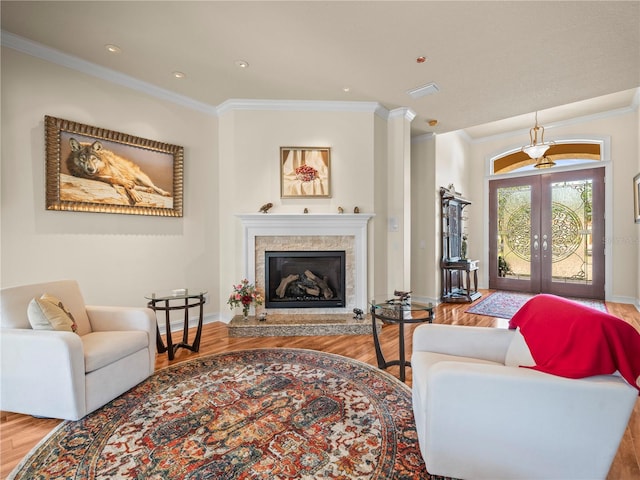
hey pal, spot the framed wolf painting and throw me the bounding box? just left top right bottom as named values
left=45, top=115, right=184, bottom=216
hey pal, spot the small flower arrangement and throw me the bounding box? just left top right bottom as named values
left=295, top=164, right=318, bottom=182
left=228, top=279, right=264, bottom=318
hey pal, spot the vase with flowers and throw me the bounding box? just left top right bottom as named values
left=228, top=279, right=264, bottom=319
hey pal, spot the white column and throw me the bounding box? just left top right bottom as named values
left=386, top=108, right=415, bottom=293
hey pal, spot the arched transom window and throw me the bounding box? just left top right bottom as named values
left=492, top=142, right=601, bottom=174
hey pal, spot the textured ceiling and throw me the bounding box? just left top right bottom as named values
left=2, top=1, right=639, bottom=137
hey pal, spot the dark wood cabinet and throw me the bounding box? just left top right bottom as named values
left=440, top=186, right=481, bottom=303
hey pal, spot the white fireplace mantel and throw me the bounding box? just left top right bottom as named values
left=236, top=213, right=374, bottom=310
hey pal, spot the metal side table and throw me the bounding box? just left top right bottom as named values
left=145, top=289, right=207, bottom=360
left=370, top=299, right=434, bottom=382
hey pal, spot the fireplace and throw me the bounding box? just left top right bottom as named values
left=265, top=251, right=346, bottom=308
left=236, top=213, right=374, bottom=314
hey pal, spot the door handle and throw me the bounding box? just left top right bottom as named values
left=533, top=234, right=539, bottom=251
left=542, top=234, right=548, bottom=251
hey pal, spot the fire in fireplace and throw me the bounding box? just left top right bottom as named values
left=265, top=251, right=346, bottom=308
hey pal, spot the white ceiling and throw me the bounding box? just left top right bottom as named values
left=2, top=1, right=639, bottom=137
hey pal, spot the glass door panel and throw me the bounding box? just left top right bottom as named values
left=541, top=169, right=604, bottom=298
left=489, top=177, right=540, bottom=293
left=489, top=168, right=604, bottom=299
left=498, top=185, right=532, bottom=280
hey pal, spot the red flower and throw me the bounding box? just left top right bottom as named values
left=295, top=164, right=318, bottom=182
left=227, top=280, right=264, bottom=311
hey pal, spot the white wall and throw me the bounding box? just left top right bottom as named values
left=410, top=134, right=437, bottom=303
left=636, top=105, right=640, bottom=306
left=468, top=108, right=640, bottom=303
left=1, top=47, right=414, bottom=323
left=385, top=109, right=414, bottom=294
left=6, top=44, right=636, bottom=319
left=215, top=107, right=383, bottom=319
left=410, top=130, right=472, bottom=303
left=410, top=107, right=639, bottom=305
left=430, top=132, right=471, bottom=301
left=1, top=48, right=220, bottom=313
left=372, top=113, right=389, bottom=301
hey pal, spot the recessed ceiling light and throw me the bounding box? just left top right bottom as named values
left=343, top=87, right=351, bottom=93
left=235, top=60, right=249, bottom=68
left=105, top=44, right=121, bottom=54
left=427, top=119, right=438, bottom=127
left=407, top=82, right=439, bottom=99
left=172, top=71, right=186, bottom=79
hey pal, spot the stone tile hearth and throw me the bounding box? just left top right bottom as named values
left=228, top=313, right=378, bottom=337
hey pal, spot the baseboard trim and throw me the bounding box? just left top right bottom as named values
left=156, top=312, right=219, bottom=335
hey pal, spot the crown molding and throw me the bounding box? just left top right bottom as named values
left=216, top=98, right=387, bottom=117
left=388, top=107, right=417, bottom=122
left=468, top=98, right=639, bottom=145
left=456, top=129, right=474, bottom=144
left=1, top=30, right=410, bottom=124
left=632, top=88, right=640, bottom=110
left=1, top=30, right=218, bottom=116
left=410, top=132, right=435, bottom=144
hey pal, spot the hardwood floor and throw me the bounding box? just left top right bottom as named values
left=1, top=291, right=639, bottom=479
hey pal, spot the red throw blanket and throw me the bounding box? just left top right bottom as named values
left=509, top=294, right=640, bottom=393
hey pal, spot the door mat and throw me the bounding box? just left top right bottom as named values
left=466, top=291, right=607, bottom=319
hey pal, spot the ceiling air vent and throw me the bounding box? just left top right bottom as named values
left=407, top=82, right=439, bottom=99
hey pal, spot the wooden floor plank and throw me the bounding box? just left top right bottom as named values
left=1, top=291, right=638, bottom=479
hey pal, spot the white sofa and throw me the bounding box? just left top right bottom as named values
left=1, top=280, right=156, bottom=420
left=411, top=323, right=638, bottom=480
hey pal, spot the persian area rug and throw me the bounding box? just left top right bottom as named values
left=466, top=291, right=607, bottom=319
left=10, top=348, right=444, bottom=480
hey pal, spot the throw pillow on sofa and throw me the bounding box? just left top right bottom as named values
left=504, top=327, right=536, bottom=367
left=27, top=293, right=78, bottom=333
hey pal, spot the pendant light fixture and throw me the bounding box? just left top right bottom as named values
left=533, top=156, right=555, bottom=169
left=522, top=112, right=555, bottom=168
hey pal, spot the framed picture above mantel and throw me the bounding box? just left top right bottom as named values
left=280, top=146, right=331, bottom=198
left=45, top=115, right=184, bottom=216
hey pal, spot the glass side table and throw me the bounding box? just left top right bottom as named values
left=370, top=298, right=434, bottom=382
left=145, top=289, right=207, bottom=360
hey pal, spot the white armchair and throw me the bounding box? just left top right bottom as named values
left=411, top=323, right=638, bottom=480
left=1, top=280, right=156, bottom=420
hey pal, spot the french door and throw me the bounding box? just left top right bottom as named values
left=488, top=167, right=604, bottom=299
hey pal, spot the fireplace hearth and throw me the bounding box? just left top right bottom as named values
left=265, top=251, right=346, bottom=308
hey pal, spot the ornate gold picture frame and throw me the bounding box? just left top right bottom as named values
left=280, top=146, right=331, bottom=198
left=45, top=115, right=183, bottom=216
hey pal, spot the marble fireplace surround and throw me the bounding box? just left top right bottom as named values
left=236, top=213, right=374, bottom=314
